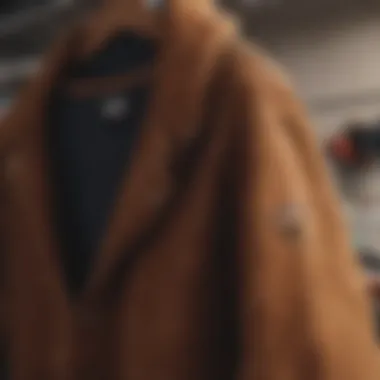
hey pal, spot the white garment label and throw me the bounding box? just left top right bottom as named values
left=146, top=0, right=164, bottom=10
left=101, top=96, right=130, bottom=121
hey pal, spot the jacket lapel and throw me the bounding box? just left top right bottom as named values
left=84, top=7, right=236, bottom=298
left=2, top=32, right=79, bottom=301
left=2, top=4, right=236, bottom=301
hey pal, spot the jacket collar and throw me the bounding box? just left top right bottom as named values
left=2, top=3, right=237, bottom=302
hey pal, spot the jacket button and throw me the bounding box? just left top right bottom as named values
left=277, top=203, right=304, bottom=238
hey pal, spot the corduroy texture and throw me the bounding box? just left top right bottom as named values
left=0, top=2, right=379, bottom=380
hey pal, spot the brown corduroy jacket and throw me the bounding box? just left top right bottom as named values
left=0, top=1, right=380, bottom=380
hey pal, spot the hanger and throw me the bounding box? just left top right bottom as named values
left=78, top=0, right=166, bottom=58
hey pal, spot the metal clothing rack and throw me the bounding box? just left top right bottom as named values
left=0, top=0, right=74, bottom=38
left=0, top=0, right=78, bottom=87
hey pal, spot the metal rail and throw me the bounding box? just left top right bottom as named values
left=0, top=0, right=75, bottom=38
left=0, top=56, right=40, bottom=83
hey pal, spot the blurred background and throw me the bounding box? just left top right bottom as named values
left=2, top=0, right=380, bottom=267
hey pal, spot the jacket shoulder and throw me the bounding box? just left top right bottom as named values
left=229, top=38, right=296, bottom=97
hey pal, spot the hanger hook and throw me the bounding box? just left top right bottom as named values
left=145, top=0, right=165, bottom=10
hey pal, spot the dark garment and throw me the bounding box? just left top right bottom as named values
left=48, top=32, right=156, bottom=295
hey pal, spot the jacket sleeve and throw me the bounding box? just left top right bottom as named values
left=0, top=163, right=7, bottom=379
left=235, top=52, right=380, bottom=380
left=0, top=232, right=6, bottom=378
left=0, top=289, right=6, bottom=379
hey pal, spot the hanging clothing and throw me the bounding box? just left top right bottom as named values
left=48, top=32, right=156, bottom=295
left=0, top=1, right=379, bottom=380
